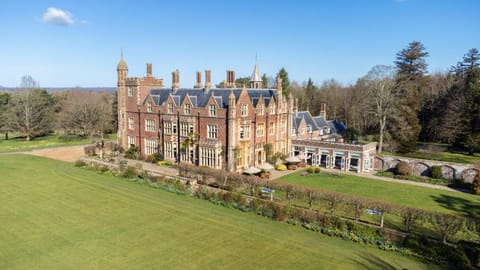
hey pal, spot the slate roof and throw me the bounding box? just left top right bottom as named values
left=293, top=111, right=346, bottom=136
left=149, top=88, right=277, bottom=108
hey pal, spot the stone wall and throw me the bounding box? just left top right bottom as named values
left=374, top=156, right=478, bottom=182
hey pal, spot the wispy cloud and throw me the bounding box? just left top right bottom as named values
left=42, top=7, right=74, bottom=26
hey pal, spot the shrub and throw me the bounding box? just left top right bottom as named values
left=122, top=166, right=138, bottom=179
left=307, top=166, right=316, bottom=174
left=431, top=165, right=443, bottom=179
left=395, top=161, right=412, bottom=176
left=314, top=167, right=321, bottom=173
left=472, top=177, right=480, bottom=195
left=125, top=146, right=140, bottom=159
left=276, top=164, right=287, bottom=171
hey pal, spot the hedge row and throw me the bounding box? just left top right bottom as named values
left=176, top=163, right=479, bottom=245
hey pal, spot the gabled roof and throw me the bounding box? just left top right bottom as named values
left=292, top=111, right=346, bottom=136
left=149, top=88, right=277, bottom=108
left=293, top=111, right=318, bottom=131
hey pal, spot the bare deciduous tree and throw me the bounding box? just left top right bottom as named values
left=364, top=65, right=396, bottom=153
left=5, top=76, right=54, bottom=141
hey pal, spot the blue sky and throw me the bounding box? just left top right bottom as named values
left=0, top=0, right=478, bottom=87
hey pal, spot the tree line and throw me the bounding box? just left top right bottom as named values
left=289, top=42, right=480, bottom=154
left=0, top=75, right=117, bottom=141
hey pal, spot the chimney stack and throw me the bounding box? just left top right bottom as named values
left=226, top=70, right=235, bottom=88
left=320, top=103, right=327, bottom=119
left=294, top=98, right=299, bottom=116
left=146, top=63, right=152, bottom=77
left=205, top=70, right=212, bottom=90
left=172, top=69, right=180, bottom=89
left=195, top=71, right=202, bottom=88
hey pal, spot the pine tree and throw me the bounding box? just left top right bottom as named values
left=390, top=41, right=429, bottom=153
left=277, top=67, right=291, bottom=96
left=304, top=78, right=316, bottom=113
left=261, top=73, right=268, bottom=88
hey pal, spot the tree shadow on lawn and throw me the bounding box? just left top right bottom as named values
left=350, top=253, right=399, bottom=270
left=431, top=194, right=480, bottom=218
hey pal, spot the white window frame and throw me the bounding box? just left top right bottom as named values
left=145, top=119, right=155, bottom=132
left=209, top=104, right=216, bottom=116
left=144, top=138, right=157, bottom=155
left=147, top=102, right=153, bottom=112
left=128, top=118, right=134, bottom=130
left=241, top=104, right=248, bottom=116
left=207, top=124, right=218, bottom=139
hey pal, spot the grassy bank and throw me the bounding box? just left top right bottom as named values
left=0, top=154, right=436, bottom=269
left=0, top=133, right=116, bottom=153
left=278, top=170, right=480, bottom=219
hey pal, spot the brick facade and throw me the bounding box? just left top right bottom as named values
left=117, top=58, right=292, bottom=172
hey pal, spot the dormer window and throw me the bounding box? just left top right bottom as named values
left=185, top=104, right=191, bottom=115
left=258, top=104, right=264, bottom=115
left=269, top=105, right=275, bottom=114
left=241, top=104, right=248, bottom=116
left=209, top=104, right=216, bottom=116
left=307, top=125, right=312, bottom=134
left=168, top=103, right=173, bottom=114
left=147, top=102, right=152, bottom=113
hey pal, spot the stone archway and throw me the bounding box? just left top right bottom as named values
left=374, top=156, right=385, bottom=170
left=413, top=162, right=430, bottom=177
left=440, top=165, right=456, bottom=181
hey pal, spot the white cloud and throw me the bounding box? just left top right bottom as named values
left=80, top=19, right=88, bottom=24
left=42, top=7, right=74, bottom=26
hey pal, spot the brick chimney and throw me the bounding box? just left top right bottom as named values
left=294, top=98, right=299, bottom=116
left=146, top=63, right=152, bottom=77
left=195, top=71, right=202, bottom=88
left=226, top=70, right=235, bottom=88
left=205, top=70, right=212, bottom=90
left=320, top=103, right=327, bottom=119
left=172, top=69, right=180, bottom=89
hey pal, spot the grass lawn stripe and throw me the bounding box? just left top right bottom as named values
left=278, top=170, right=480, bottom=218
left=0, top=154, right=437, bottom=269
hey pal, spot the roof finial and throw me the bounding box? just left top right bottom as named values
left=255, top=53, right=258, bottom=63
left=121, top=48, right=124, bottom=59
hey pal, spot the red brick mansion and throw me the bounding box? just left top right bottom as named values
left=117, top=57, right=376, bottom=172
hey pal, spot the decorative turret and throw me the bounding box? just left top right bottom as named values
left=250, top=64, right=262, bottom=89
left=117, top=54, right=128, bottom=84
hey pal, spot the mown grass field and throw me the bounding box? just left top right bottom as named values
left=380, top=150, right=480, bottom=165
left=278, top=170, right=480, bottom=219
left=0, top=133, right=115, bottom=153
left=0, top=155, right=437, bottom=270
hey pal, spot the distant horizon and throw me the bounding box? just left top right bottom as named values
left=1, top=0, right=479, bottom=87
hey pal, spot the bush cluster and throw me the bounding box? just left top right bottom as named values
left=396, top=161, right=412, bottom=176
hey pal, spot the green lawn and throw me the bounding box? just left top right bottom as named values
left=0, top=133, right=116, bottom=153
left=0, top=155, right=436, bottom=270
left=278, top=171, right=480, bottom=219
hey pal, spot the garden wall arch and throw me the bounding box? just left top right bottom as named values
left=413, top=162, right=430, bottom=177
left=440, top=165, right=456, bottom=181
left=374, top=156, right=386, bottom=170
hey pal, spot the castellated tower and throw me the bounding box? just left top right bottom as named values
left=117, top=56, right=128, bottom=148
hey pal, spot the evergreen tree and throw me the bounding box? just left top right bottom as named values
left=277, top=67, right=291, bottom=96
left=390, top=41, right=429, bottom=152
left=304, top=78, right=316, bottom=112
left=261, top=73, right=268, bottom=88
